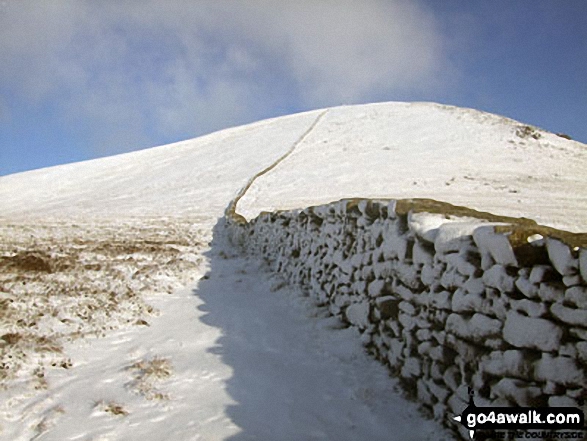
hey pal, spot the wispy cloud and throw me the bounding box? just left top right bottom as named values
left=0, top=0, right=450, bottom=156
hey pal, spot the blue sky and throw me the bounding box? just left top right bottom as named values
left=1, top=1, right=586, bottom=176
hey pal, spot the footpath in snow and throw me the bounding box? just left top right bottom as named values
left=0, top=221, right=453, bottom=441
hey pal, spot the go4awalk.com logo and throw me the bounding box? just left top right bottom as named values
left=453, top=389, right=585, bottom=439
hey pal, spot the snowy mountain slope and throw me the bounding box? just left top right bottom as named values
left=0, top=110, right=323, bottom=221
left=1, top=102, right=585, bottom=231
left=237, top=102, right=587, bottom=232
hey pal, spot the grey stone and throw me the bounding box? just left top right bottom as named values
left=503, top=311, right=563, bottom=352
left=535, top=354, right=585, bottom=386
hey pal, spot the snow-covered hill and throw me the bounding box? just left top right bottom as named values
left=0, top=102, right=585, bottom=441
left=0, top=110, right=322, bottom=221
left=1, top=102, right=586, bottom=231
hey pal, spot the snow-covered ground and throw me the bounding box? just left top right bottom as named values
left=238, top=102, right=587, bottom=232
left=0, top=220, right=208, bottom=392
left=1, top=102, right=585, bottom=231
left=0, top=102, right=585, bottom=440
left=0, top=110, right=323, bottom=222
left=1, top=230, right=451, bottom=440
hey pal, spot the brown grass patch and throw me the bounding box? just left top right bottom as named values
left=127, top=356, right=173, bottom=401
left=0, top=219, right=207, bottom=390
left=95, top=400, right=129, bottom=416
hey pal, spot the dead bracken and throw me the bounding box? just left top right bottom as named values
left=0, top=220, right=206, bottom=390
left=127, top=356, right=173, bottom=401
left=96, top=401, right=129, bottom=416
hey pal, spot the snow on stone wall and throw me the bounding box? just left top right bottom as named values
left=226, top=198, right=587, bottom=434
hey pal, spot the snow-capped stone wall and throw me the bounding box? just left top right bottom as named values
left=226, top=198, right=587, bottom=432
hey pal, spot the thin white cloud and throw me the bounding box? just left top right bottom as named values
left=0, top=0, right=451, bottom=155
left=238, top=0, right=447, bottom=103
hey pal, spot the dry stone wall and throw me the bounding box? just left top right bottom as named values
left=226, top=198, right=587, bottom=436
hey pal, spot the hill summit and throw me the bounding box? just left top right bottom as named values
left=1, top=102, right=585, bottom=232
